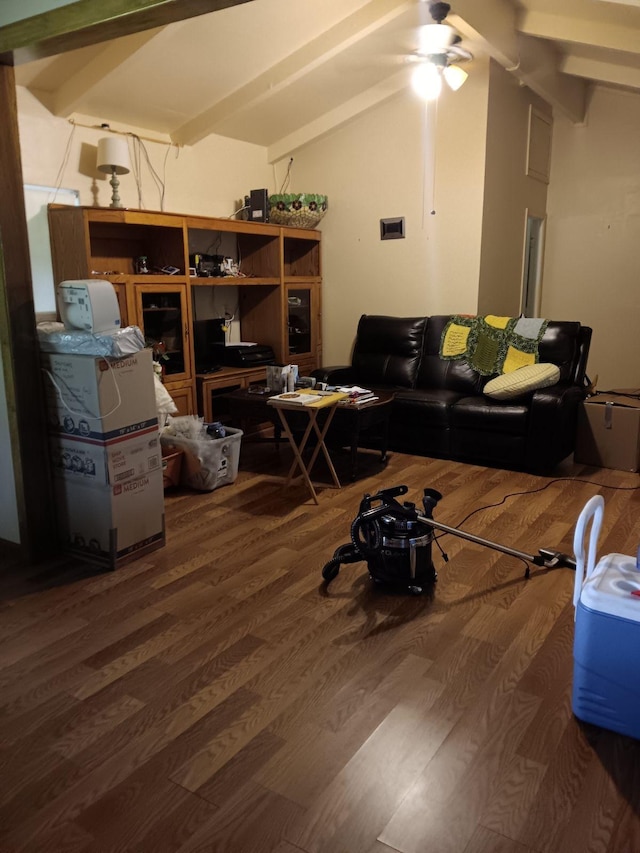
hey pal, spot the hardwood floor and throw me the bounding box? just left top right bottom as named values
left=2, top=443, right=640, bottom=853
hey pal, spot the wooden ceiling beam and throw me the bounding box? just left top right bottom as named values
left=51, top=28, right=163, bottom=117
left=519, top=10, right=640, bottom=57
left=562, top=53, right=640, bottom=91
left=450, top=0, right=588, bottom=125
left=172, top=0, right=413, bottom=146
left=448, top=0, right=520, bottom=69
left=267, top=70, right=409, bottom=164
left=515, top=32, right=588, bottom=125
left=0, top=0, right=253, bottom=64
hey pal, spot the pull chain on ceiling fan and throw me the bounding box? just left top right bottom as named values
left=411, top=1, right=472, bottom=100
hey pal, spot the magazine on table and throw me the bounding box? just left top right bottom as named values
left=335, top=385, right=378, bottom=405
left=268, top=390, right=348, bottom=407
left=338, top=395, right=379, bottom=406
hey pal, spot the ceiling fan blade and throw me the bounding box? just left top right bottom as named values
left=344, top=51, right=417, bottom=69
left=417, top=23, right=458, bottom=54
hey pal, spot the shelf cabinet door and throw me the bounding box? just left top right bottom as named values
left=132, top=282, right=192, bottom=383
left=166, top=384, right=195, bottom=416
left=112, top=282, right=128, bottom=327
left=285, top=283, right=320, bottom=366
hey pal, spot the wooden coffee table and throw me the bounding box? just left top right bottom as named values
left=223, top=386, right=283, bottom=441
left=225, top=388, right=393, bottom=480
left=328, top=390, right=394, bottom=479
left=224, top=387, right=394, bottom=482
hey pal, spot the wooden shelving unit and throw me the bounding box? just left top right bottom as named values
left=48, top=205, right=322, bottom=416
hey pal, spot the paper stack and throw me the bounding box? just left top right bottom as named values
left=338, top=386, right=379, bottom=406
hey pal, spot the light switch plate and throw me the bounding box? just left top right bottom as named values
left=380, top=217, right=405, bottom=240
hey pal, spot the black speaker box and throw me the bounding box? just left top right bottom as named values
left=249, top=188, right=269, bottom=222
left=193, top=318, right=225, bottom=372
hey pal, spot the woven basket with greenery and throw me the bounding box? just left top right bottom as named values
left=268, top=193, right=328, bottom=228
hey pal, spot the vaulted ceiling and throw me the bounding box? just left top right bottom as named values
left=11, top=0, right=640, bottom=160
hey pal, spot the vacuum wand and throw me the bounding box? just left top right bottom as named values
left=416, top=515, right=577, bottom=571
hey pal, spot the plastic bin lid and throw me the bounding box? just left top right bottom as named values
left=580, top=553, right=640, bottom=621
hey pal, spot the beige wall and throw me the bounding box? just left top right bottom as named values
left=17, top=86, right=274, bottom=320
left=18, top=88, right=272, bottom=220
left=274, top=59, right=491, bottom=365
left=542, top=86, right=640, bottom=389
left=277, top=58, right=553, bottom=365
left=478, top=61, right=551, bottom=316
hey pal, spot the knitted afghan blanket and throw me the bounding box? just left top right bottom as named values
left=440, top=315, right=549, bottom=376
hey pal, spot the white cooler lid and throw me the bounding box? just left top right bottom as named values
left=580, top=553, right=640, bottom=621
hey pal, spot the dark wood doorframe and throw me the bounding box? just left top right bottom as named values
left=0, top=63, right=56, bottom=562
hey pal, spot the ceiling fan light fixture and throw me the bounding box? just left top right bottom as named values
left=418, top=23, right=458, bottom=54
left=443, top=63, right=468, bottom=91
left=412, top=62, right=443, bottom=101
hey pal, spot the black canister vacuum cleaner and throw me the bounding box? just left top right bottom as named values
left=321, top=485, right=577, bottom=594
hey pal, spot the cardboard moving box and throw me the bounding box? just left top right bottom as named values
left=42, top=348, right=156, bottom=439
left=54, top=470, right=165, bottom=570
left=41, top=348, right=166, bottom=568
left=575, top=392, right=640, bottom=472
left=49, top=427, right=161, bottom=487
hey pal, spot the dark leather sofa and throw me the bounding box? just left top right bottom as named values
left=314, top=314, right=592, bottom=473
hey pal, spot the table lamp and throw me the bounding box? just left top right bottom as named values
left=96, top=136, right=131, bottom=208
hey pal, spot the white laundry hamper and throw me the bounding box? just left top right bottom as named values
left=572, top=495, right=640, bottom=739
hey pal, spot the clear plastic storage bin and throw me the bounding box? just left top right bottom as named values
left=160, top=427, right=242, bottom=491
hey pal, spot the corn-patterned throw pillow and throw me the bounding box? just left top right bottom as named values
left=483, top=363, right=560, bottom=400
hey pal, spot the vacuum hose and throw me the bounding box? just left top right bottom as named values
left=351, top=515, right=383, bottom=559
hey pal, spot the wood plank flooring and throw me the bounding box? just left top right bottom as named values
left=2, top=443, right=640, bottom=853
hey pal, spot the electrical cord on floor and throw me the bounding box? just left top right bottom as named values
left=432, top=476, right=640, bottom=575
left=448, top=477, right=640, bottom=532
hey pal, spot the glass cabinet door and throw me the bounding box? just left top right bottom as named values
left=287, top=288, right=312, bottom=356
left=112, top=282, right=128, bottom=327
left=134, top=283, right=191, bottom=382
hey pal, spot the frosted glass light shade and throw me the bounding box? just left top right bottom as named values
left=412, top=63, right=442, bottom=100
left=443, top=64, right=468, bottom=91
left=96, top=136, right=131, bottom=175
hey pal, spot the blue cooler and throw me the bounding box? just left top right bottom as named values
left=573, top=551, right=640, bottom=739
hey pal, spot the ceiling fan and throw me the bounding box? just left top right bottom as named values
left=408, top=0, right=473, bottom=100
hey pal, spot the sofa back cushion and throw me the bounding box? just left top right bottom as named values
left=417, top=315, right=485, bottom=393
left=537, top=321, right=585, bottom=382
left=352, top=315, right=427, bottom=388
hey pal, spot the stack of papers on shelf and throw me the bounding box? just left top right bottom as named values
left=268, top=390, right=348, bottom=408
left=337, top=386, right=379, bottom=405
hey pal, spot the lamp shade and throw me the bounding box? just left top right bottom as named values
left=443, top=63, right=468, bottom=91
left=412, top=62, right=442, bottom=100
left=96, top=136, right=131, bottom=175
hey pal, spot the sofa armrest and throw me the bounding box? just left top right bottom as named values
left=311, top=365, right=356, bottom=384
left=526, top=383, right=585, bottom=472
